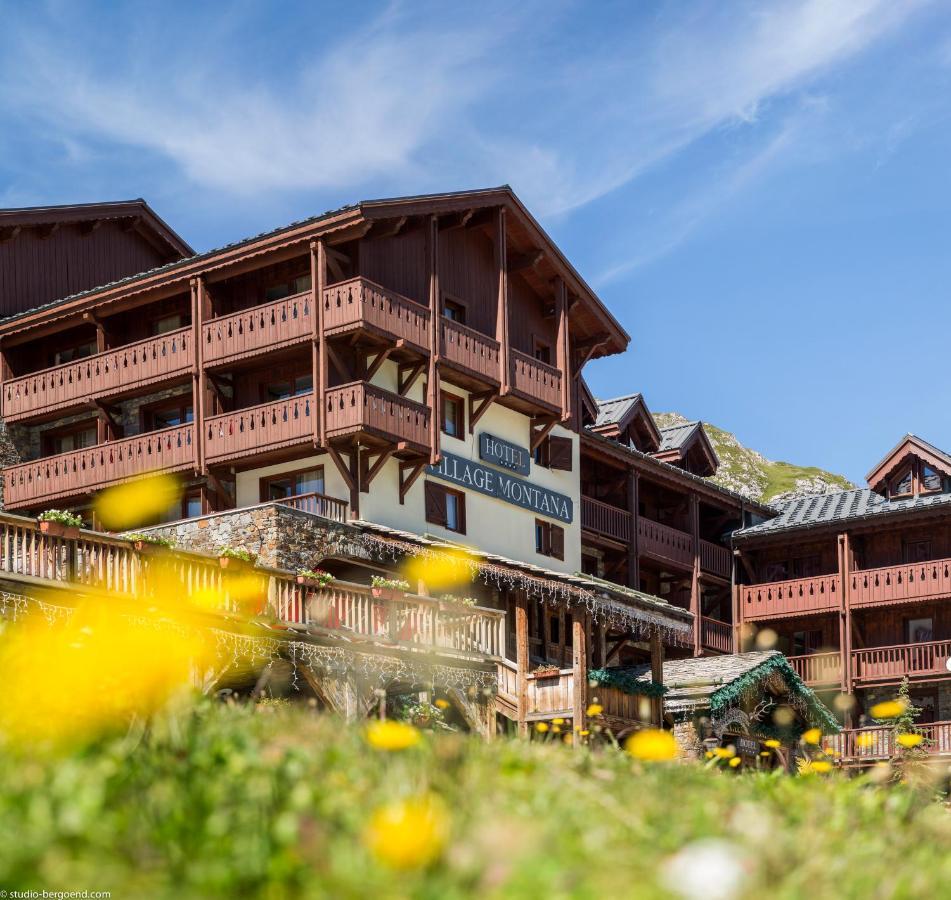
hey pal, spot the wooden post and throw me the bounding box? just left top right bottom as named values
left=555, top=277, right=570, bottom=421
left=839, top=532, right=853, bottom=712
left=650, top=627, right=665, bottom=726
left=426, top=215, right=441, bottom=464
left=495, top=206, right=509, bottom=395
left=689, top=493, right=701, bottom=655
left=192, top=277, right=211, bottom=477
left=627, top=468, right=640, bottom=589
left=572, top=611, right=588, bottom=741
left=311, top=240, right=326, bottom=447
left=515, top=592, right=529, bottom=737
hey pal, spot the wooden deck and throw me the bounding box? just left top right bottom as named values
left=739, top=573, right=840, bottom=620
left=824, top=720, right=951, bottom=763
left=324, top=382, right=430, bottom=450
left=203, top=292, right=313, bottom=367
left=204, top=394, right=316, bottom=466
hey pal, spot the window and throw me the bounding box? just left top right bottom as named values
left=263, top=373, right=313, bottom=401
left=921, top=465, right=943, bottom=493
left=905, top=617, right=933, bottom=643
left=535, top=519, right=565, bottom=560
left=792, top=629, right=823, bottom=655
left=260, top=467, right=325, bottom=502
left=581, top=553, right=599, bottom=577
left=441, top=391, right=465, bottom=438
left=152, top=313, right=185, bottom=335
left=142, top=399, right=193, bottom=431
left=792, top=555, right=821, bottom=578
left=42, top=422, right=97, bottom=456
left=53, top=340, right=96, bottom=366
left=904, top=540, right=932, bottom=563
left=533, top=436, right=572, bottom=470
left=533, top=340, right=552, bottom=364
left=890, top=467, right=913, bottom=498
left=265, top=273, right=312, bottom=302
left=442, top=298, right=467, bottom=324
left=424, top=481, right=466, bottom=534
left=163, top=490, right=204, bottom=523
left=764, top=562, right=789, bottom=581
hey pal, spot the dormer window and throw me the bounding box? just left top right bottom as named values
left=890, top=468, right=913, bottom=498
left=921, top=465, right=943, bottom=493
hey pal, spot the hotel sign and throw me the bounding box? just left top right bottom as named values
left=427, top=451, right=573, bottom=523
left=478, top=432, right=531, bottom=476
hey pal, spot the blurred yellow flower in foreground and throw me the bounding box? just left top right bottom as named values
left=713, top=746, right=735, bottom=760
left=802, top=728, right=822, bottom=745
left=855, top=734, right=876, bottom=749
left=552, top=717, right=565, bottom=725
left=586, top=703, right=603, bottom=716
left=800, top=760, right=833, bottom=775
left=94, top=474, right=183, bottom=531
left=402, top=549, right=472, bottom=592
left=729, top=757, right=742, bottom=768
left=764, top=739, right=781, bottom=749
left=434, top=699, right=450, bottom=710
left=870, top=700, right=906, bottom=719
left=897, top=733, right=923, bottom=749
left=0, top=599, right=205, bottom=752
left=535, top=722, right=549, bottom=733
left=625, top=729, right=678, bottom=762
left=364, top=795, right=449, bottom=870
left=365, top=721, right=421, bottom=751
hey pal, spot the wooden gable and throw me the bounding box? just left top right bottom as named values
left=653, top=423, right=719, bottom=478
left=866, top=435, right=951, bottom=498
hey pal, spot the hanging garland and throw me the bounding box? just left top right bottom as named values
left=588, top=667, right=668, bottom=698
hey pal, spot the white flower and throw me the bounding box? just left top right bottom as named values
left=661, top=839, right=749, bottom=900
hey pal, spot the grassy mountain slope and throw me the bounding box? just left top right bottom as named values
left=654, top=413, right=854, bottom=505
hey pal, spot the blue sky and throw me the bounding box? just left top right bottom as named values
left=2, top=0, right=950, bottom=484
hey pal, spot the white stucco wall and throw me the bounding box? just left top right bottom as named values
left=234, top=358, right=581, bottom=573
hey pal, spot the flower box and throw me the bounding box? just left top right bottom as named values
left=533, top=667, right=561, bottom=681
left=134, top=539, right=167, bottom=555
left=219, top=556, right=253, bottom=571
left=38, top=520, right=80, bottom=540
left=371, top=587, right=404, bottom=602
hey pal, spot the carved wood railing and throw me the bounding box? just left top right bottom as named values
left=740, top=573, right=839, bottom=620
left=852, top=639, right=951, bottom=683
left=850, top=559, right=951, bottom=608
left=2, top=424, right=195, bottom=509
left=325, top=382, right=430, bottom=449
left=323, top=277, right=431, bottom=350
left=510, top=349, right=562, bottom=411
left=823, top=720, right=951, bottom=761
left=440, top=319, right=501, bottom=383
left=2, top=328, right=193, bottom=422
left=204, top=394, right=315, bottom=465
left=202, top=292, right=312, bottom=366
left=787, top=651, right=842, bottom=686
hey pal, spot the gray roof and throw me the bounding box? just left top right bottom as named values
left=658, top=421, right=700, bottom=452
left=734, top=486, right=951, bottom=539
left=626, top=650, right=783, bottom=702
left=593, top=393, right=643, bottom=429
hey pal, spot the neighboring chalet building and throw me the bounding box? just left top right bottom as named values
left=734, top=434, right=951, bottom=759
left=577, top=389, right=773, bottom=659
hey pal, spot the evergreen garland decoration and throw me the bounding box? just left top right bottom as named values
left=708, top=654, right=839, bottom=733
left=587, top=667, right=668, bottom=698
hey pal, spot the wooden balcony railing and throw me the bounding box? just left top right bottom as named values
left=275, top=491, right=348, bottom=523
left=638, top=518, right=694, bottom=569
left=852, top=639, right=951, bottom=684
left=202, top=292, right=312, bottom=366
left=323, top=277, right=430, bottom=350
left=850, top=559, right=951, bottom=608
left=581, top=497, right=631, bottom=542
left=2, top=424, right=195, bottom=509
left=440, top=319, right=501, bottom=384
left=787, top=651, right=842, bottom=686
left=525, top=667, right=574, bottom=716
left=823, top=721, right=951, bottom=761
left=699, top=538, right=731, bottom=579
left=204, top=394, right=315, bottom=465
left=699, top=616, right=733, bottom=653
left=740, top=573, right=839, bottom=620
left=510, top=349, right=562, bottom=411
left=2, top=328, right=193, bottom=423
left=325, top=382, right=430, bottom=449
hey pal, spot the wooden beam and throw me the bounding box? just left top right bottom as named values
left=36, top=222, right=60, bottom=239
left=325, top=342, right=352, bottom=382
left=193, top=277, right=212, bottom=475
left=425, top=215, right=440, bottom=464
left=440, top=208, right=476, bottom=231
left=360, top=448, right=393, bottom=493
left=0, top=225, right=21, bottom=243
left=507, top=249, right=543, bottom=273
left=325, top=245, right=349, bottom=281
left=365, top=343, right=397, bottom=382
left=397, top=361, right=425, bottom=396
left=604, top=633, right=633, bottom=666
left=572, top=612, right=588, bottom=743
left=689, top=494, right=701, bottom=656
left=326, top=443, right=355, bottom=492
left=650, top=628, right=665, bottom=726
left=627, top=469, right=640, bottom=589
left=573, top=333, right=610, bottom=374
left=495, top=207, right=510, bottom=395
left=447, top=687, right=487, bottom=738
left=367, top=215, right=407, bottom=239
left=515, top=592, right=529, bottom=737
left=555, top=277, right=570, bottom=423
left=468, top=389, right=498, bottom=434
left=399, top=459, right=427, bottom=504
left=79, top=219, right=102, bottom=236
left=530, top=415, right=557, bottom=451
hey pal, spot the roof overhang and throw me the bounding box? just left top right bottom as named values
left=866, top=434, right=951, bottom=492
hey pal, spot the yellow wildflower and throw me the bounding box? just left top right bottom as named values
left=580, top=730, right=590, bottom=737
left=625, top=728, right=679, bottom=762
left=855, top=733, right=876, bottom=749
left=764, top=739, right=781, bottom=749
left=552, top=725, right=562, bottom=734
left=364, top=795, right=448, bottom=870
left=802, top=728, right=822, bottom=745
left=760, top=751, right=770, bottom=757
left=434, top=699, right=450, bottom=710
left=870, top=699, right=906, bottom=719
left=95, top=474, right=183, bottom=530
left=729, top=757, right=742, bottom=768
left=535, top=722, right=549, bottom=733
left=705, top=750, right=714, bottom=759
left=586, top=703, right=603, bottom=717
left=897, top=733, right=923, bottom=749
left=713, top=746, right=735, bottom=759
left=552, top=717, right=565, bottom=725
left=365, top=721, right=421, bottom=751
left=402, top=549, right=471, bottom=592
left=811, top=760, right=832, bottom=773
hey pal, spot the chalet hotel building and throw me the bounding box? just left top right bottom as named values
left=0, top=188, right=948, bottom=756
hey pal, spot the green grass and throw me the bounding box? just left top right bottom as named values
left=760, top=461, right=854, bottom=503
left=1, top=702, right=948, bottom=898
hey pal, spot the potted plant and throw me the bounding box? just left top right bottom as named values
left=37, top=509, right=83, bottom=539
left=296, top=568, right=335, bottom=588
left=218, top=547, right=257, bottom=571
left=533, top=663, right=560, bottom=680
left=371, top=575, right=410, bottom=601
left=127, top=532, right=176, bottom=554
left=439, top=594, right=478, bottom=612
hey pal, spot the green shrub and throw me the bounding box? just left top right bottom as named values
left=217, top=547, right=257, bottom=564
left=36, top=509, right=83, bottom=527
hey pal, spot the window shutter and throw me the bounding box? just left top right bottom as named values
left=547, top=436, right=573, bottom=471
left=550, top=524, right=565, bottom=560
left=424, top=481, right=448, bottom=526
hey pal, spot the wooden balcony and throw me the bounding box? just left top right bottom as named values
left=440, top=319, right=501, bottom=388
left=324, top=382, right=430, bottom=452
left=202, top=292, right=312, bottom=367
left=850, top=558, right=951, bottom=608
left=275, top=491, right=348, bottom=523
left=740, top=573, right=840, bottom=621
left=2, top=328, right=193, bottom=423
left=852, top=639, right=951, bottom=684
left=204, top=394, right=315, bottom=466
left=323, top=277, right=430, bottom=352
left=510, top=349, right=562, bottom=412
left=700, top=616, right=733, bottom=653
left=638, top=517, right=693, bottom=570
left=787, top=651, right=842, bottom=686
left=581, top=496, right=631, bottom=542
left=699, top=539, right=731, bottom=579
left=2, top=424, right=195, bottom=509
left=824, top=720, right=951, bottom=762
